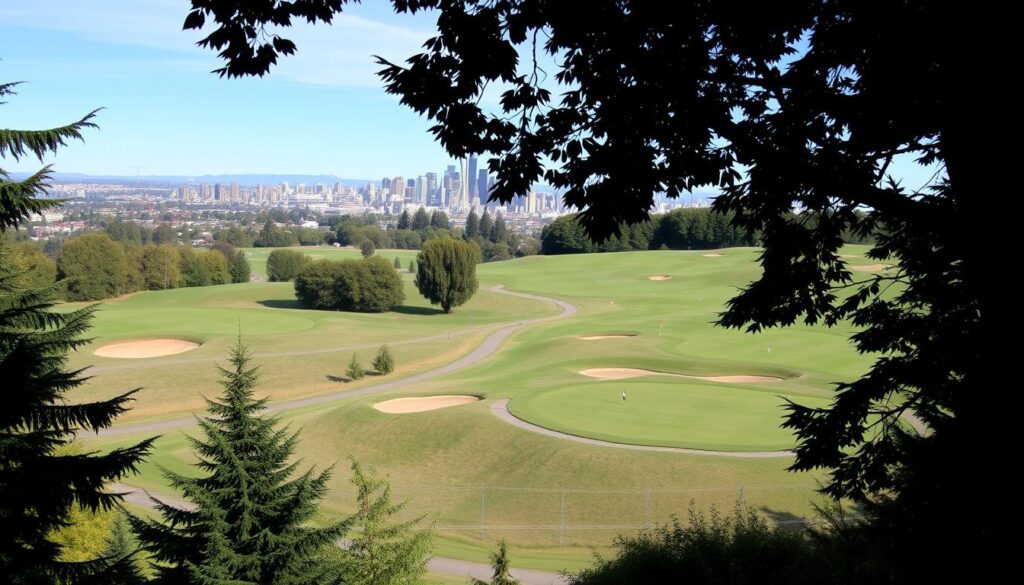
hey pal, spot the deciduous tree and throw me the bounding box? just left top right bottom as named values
left=414, top=239, right=478, bottom=313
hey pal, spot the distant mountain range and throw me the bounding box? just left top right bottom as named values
left=19, top=172, right=373, bottom=187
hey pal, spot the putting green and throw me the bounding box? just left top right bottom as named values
left=509, top=380, right=829, bottom=452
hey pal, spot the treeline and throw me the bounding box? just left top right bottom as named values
left=542, top=208, right=875, bottom=255
left=1, top=232, right=251, bottom=301
left=541, top=208, right=753, bottom=254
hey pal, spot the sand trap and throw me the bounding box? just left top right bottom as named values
left=579, top=368, right=781, bottom=383
left=95, top=339, right=200, bottom=359
left=373, top=395, right=480, bottom=413
left=849, top=264, right=889, bottom=273
left=648, top=275, right=672, bottom=281
left=702, top=253, right=724, bottom=257
left=579, top=334, right=637, bottom=340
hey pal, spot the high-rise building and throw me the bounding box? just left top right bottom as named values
left=425, top=172, right=438, bottom=205
left=392, top=177, right=406, bottom=203
left=468, top=154, right=478, bottom=202
left=230, top=182, right=239, bottom=203
left=459, top=157, right=470, bottom=211
left=477, top=169, right=489, bottom=207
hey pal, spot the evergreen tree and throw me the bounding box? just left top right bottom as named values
left=464, top=210, right=480, bottom=239
left=471, top=540, right=520, bottom=585
left=490, top=213, right=508, bottom=244
left=429, top=210, right=450, bottom=230
left=229, top=250, right=251, bottom=283
left=372, top=345, right=395, bottom=375
left=132, top=340, right=347, bottom=584
left=396, top=209, right=411, bottom=230
left=393, top=256, right=401, bottom=269
left=337, top=460, right=431, bottom=585
left=346, top=353, right=365, bottom=380
left=407, top=259, right=415, bottom=274
left=414, top=239, right=479, bottom=313
left=411, top=207, right=431, bottom=232
left=103, top=512, right=145, bottom=584
left=478, top=210, right=493, bottom=243
left=1, top=83, right=153, bottom=584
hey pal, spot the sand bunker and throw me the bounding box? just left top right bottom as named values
left=702, top=253, right=724, bottom=257
left=579, top=334, right=637, bottom=340
left=648, top=275, right=672, bottom=281
left=578, top=368, right=781, bottom=383
left=94, top=339, right=200, bottom=359
left=373, top=395, right=480, bottom=413
left=849, top=264, right=889, bottom=273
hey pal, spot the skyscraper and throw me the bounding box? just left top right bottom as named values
left=425, top=172, right=438, bottom=206
left=477, top=169, right=489, bottom=208
left=459, top=157, right=470, bottom=210
left=468, top=154, right=478, bottom=202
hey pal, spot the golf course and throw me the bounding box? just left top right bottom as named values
left=76, top=245, right=879, bottom=574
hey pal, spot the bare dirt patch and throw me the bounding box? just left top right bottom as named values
left=579, top=334, right=637, bottom=340
left=94, top=339, right=200, bottom=359
left=373, top=395, right=481, bottom=414
left=579, top=368, right=781, bottom=383
left=849, top=264, right=889, bottom=273
left=648, top=275, right=672, bottom=281
left=702, top=253, right=724, bottom=257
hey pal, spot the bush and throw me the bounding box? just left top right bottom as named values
left=346, top=353, right=364, bottom=380
left=294, top=260, right=344, bottom=310
left=360, top=256, right=405, bottom=312
left=360, top=239, right=376, bottom=258
left=294, top=256, right=404, bottom=313
left=394, top=256, right=402, bottom=269
left=372, top=345, right=394, bottom=374
left=266, top=249, right=310, bottom=282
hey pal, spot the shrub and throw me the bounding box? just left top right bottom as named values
left=266, top=249, right=310, bottom=282
left=346, top=353, right=364, bottom=380
left=372, top=345, right=394, bottom=374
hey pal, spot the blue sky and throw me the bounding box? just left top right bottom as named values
left=2, top=0, right=940, bottom=191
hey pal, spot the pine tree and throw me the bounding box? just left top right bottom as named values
left=372, top=345, right=395, bottom=375
left=471, top=540, right=520, bottom=585
left=1, top=81, right=153, bottom=584
left=407, top=259, right=415, bottom=274
left=339, top=460, right=432, bottom=585
left=132, top=340, right=347, bottom=584
left=464, top=210, right=480, bottom=239
left=396, top=209, right=410, bottom=230
left=393, top=256, right=401, bottom=269
left=411, top=207, right=430, bottom=231
left=347, top=353, right=365, bottom=380
left=478, top=210, right=493, bottom=243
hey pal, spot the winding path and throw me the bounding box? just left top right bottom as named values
left=95, top=286, right=577, bottom=438
left=112, top=483, right=568, bottom=585
left=490, top=399, right=795, bottom=458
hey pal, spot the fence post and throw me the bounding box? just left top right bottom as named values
left=480, top=486, right=486, bottom=541
left=559, top=489, right=566, bottom=546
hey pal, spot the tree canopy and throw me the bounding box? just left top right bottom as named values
left=188, top=0, right=998, bottom=577
left=414, top=238, right=479, bottom=313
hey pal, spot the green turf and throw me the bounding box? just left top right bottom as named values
left=82, top=245, right=876, bottom=565
left=243, top=246, right=421, bottom=279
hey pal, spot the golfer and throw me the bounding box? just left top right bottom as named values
left=621, top=390, right=627, bottom=402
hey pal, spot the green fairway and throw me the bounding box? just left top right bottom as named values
left=509, top=379, right=829, bottom=451
left=243, top=246, right=420, bottom=278
left=82, top=245, right=876, bottom=567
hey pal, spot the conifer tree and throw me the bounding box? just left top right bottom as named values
left=471, top=540, right=520, bottom=585
left=464, top=210, right=480, bottom=239
left=1, top=81, right=153, bottom=584
left=396, top=209, right=410, bottom=230
left=132, top=340, right=347, bottom=584
left=393, top=256, right=401, bottom=269
left=338, top=460, right=431, bottom=585
left=407, top=259, right=415, bottom=274
left=347, top=352, right=365, bottom=380
left=478, top=210, right=493, bottom=243
left=372, top=344, right=395, bottom=375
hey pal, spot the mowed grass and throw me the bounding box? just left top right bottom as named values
left=244, top=246, right=420, bottom=278
left=509, top=379, right=830, bottom=451
left=84, top=246, right=876, bottom=567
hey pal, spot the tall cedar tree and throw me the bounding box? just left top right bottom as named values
left=414, top=239, right=478, bottom=313
left=463, top=210, right=479, bottom=239
left=478, top=211, right=493, bottom=243
left=188, top=2, right=1005, bottom=577
left=132, top=341, right=347, bottom=584
left=336, top=460, right=431, bottom=585
left=0, top=81, right=152, bottom=584
left=396, top=209, right=410, bottom=230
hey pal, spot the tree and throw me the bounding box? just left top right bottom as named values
left=57, top=232, right=128, bottom=300
left=188, top=1, right=1001, bottom=576
left=141, top=244, right=181, bottom=290
left=0, top=240, right=152, bottom=582
left=177, top=246, right=209, bottom=287
left=229, top=250, right=251, bottom=283
left=471, top=540, right=520, bottom=585
left=490, top=213, right=508, bottom=244
left=132, top=340, right=346, bottom=583
left=337, top=460, right=431, bottom=585
left=414, top=239, right=478, bottom=313
left=393, top=256, right=402, bottom=269
left=478, top=210, right=493, bottom=242
left=266, top=248, right=310, bottom=282
left=346, top=353, right=364, bottom=380
left=372, top=345, right=395, bottom=375
left=407, top=259, right=415, bottom=274
left=464, top=209, right=480, bottom=239
left=411, top=207, right=431, bottom=231
left=295, top=259, right=344, bottom=310
left=151, top=223, right=176, bottom=245
left=200, top=249, right=231, bottom=285
left=0, top=80, right=97, bottom=228
left=360, top=256, right=405, bottom=312
left=360, top=239, right=376, bottom=258
left=429, top=210, right=449, bottom=230
left=6, top=241, right=57, bottom=290
left=396, top=208, right=411, bottom=230
left=295, top=257, right=404, bottom=313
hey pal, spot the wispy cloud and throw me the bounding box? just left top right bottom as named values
left=1, top=0, right=433, bottom=87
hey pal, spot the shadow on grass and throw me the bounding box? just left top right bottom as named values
left=391, top=305, right=446, bottom=316
left=326, top=375, right=350, bottom=383
left=256, top=299, right=303, bottom=310
left=759, top=506, right=809, bottom=531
